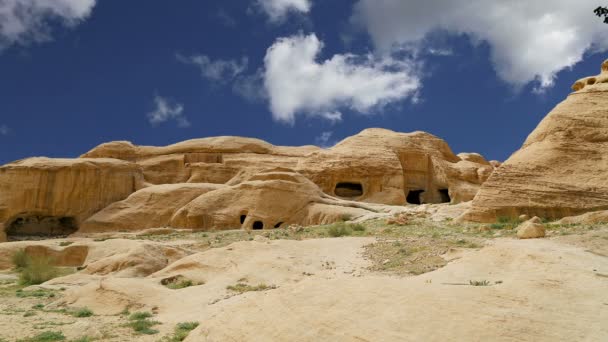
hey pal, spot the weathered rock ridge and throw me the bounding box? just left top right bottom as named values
left=0, top=128, right=495, bottom=241
left=462, top=59, right=608, bottom=222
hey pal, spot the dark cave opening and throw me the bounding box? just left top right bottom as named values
left=439, top=189, right=451, bottom=203
left=6, top=214, right=78, bottom=241
left=252, top=221, right=264, bottom=230
left=406, top=190, right=424, bottom=205
left=334, top=182, right=363, bottom=198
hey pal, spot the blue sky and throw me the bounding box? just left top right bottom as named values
left=0, top=0, right=607, bottom=165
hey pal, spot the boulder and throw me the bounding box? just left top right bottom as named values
left=463, top=59, right=608, bottom=222
left=516, top=217, right=546, bottom=239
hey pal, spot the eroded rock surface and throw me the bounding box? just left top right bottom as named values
left=463, top=59, right=608, bottom=222
left=0, top=129, right=494, bottom=240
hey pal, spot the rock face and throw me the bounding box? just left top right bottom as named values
left=0, top=129, right=495, bottom=241
left=462, top=59, right=608, bottom=222
left=0, top=158, right=143, bottom=242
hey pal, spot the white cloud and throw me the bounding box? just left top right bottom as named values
left=256, top=0, right=311, bottom=22
left=0, top=125, right=9, bottom=135
left=353, top=0, right=608, bottom=90
left=177, top=53, right=248, bottom=83
left=0, top=0, right=96, bottom=50
left=263, top=33, right=420, bottom=123
left=314, top=131, right=334, bottom=147
left=147, top=96, right=190, bottom=128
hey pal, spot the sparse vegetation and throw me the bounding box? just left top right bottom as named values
left=129, top=311, right=153, bottom=320
left=16, top=331, right=65, bottom=342
left=327, top=222, right=352, bottom=237
left=12, top=249, right=30, bottom=269
left=162, top=276, right=203, bottom=290
left=126, top=311, right=160, bottom=335
left=226, top=282, right=275, bottom=293
left=71, top=337, right=93, bottom=342
left=469, top=280, right=491, bottom=287
left=12, top=251, right=61, bottom=285
left=71, top=307, right=93, bottom=317
left=58, top=241, right=73, bottom=247
left=16, top=289, right=57, bottom=298
left=351, top=223, right=366, bottom=232
left=162, top=322, right=200, bottom=341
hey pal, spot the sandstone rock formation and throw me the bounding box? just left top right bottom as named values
left=0, top=158, right=143, bottom=242
left=0, top=129, right=495, bottom=241
left=516, top=217, right=546, bottom=239
left=462, top=59, right=608, bottom=222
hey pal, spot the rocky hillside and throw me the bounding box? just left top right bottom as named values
left=0, top=129, right=495, bottom=242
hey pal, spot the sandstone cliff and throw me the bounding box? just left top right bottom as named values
left=0, top=129, right=494, bottom=241
left=462, top=59, right=608, bottom=222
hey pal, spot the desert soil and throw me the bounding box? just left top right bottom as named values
left=0, top=217, right=606, bottom=342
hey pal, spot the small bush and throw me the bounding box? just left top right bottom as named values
left=351, top=224, right=366, bottom=232
left=58, top=241, right=73, bottom=247
left=162, top=322, right=200, bottom=341
left=19, top=256, right=59, bottom=285
left=166, top=279, right=194, bottom=289
left=72, top=307, right=93, bottom=318
left=16, top=289, right=56, bottom=298
left=17, top=331, right=65, bottom=342
left=469, top=280, right=491, bottom=287
left=127, top=319, right=160, bottom=335
left=226, top=283, right=275, bottom=293
left=129, top=311, right=153, bottom=321
left=12, top=249, right=30, bottom=269
left=126, top=311, right=160, bottom=335
left=327, top=223, right=351, bottom=237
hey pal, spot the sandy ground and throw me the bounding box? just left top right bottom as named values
left=0, top=223, right=606, bottom=341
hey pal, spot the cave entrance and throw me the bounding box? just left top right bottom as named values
left=334, top=182, right=363, bottom=198
left=439, top=189, right=451, bottom=203
left=6, top=214, right=78, bottom=241
left=252, top=221, right=264, bottom=230
left=406, top=190, right=424, bottom=205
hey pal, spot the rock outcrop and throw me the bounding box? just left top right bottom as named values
left=516, top=217, right=546, bottom=239
left=0, top=158, right=143, bottom=242
left=0, top=129, right=495, bottom=240
left=462, top=59, right=608, bottom=222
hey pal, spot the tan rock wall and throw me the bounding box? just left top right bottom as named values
left=0, top=158, right=143, bottom=241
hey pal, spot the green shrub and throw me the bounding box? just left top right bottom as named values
left=226, top=283, right=275, bottom=293
left=17, top=331, right=65, bottom=342
left=162, top=322, right=200, bottom=341
left=16, top=289, right=56, bottom=298
left=129, top=311, right=153, bottom=321
left=166, top=279, right=194, bottom=289
left=12, top=249, right=30, bottom=269
left=72, top=307, right=94, bottom=318
left=327, top=223, right=351, bottom=237
left=351, top=224, right=366, bottom=232
left=18, top=256, right=59, bottom=285
left=126, top=319, right=160, bottom=335
left=469, top=280, right=491, bottom=287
